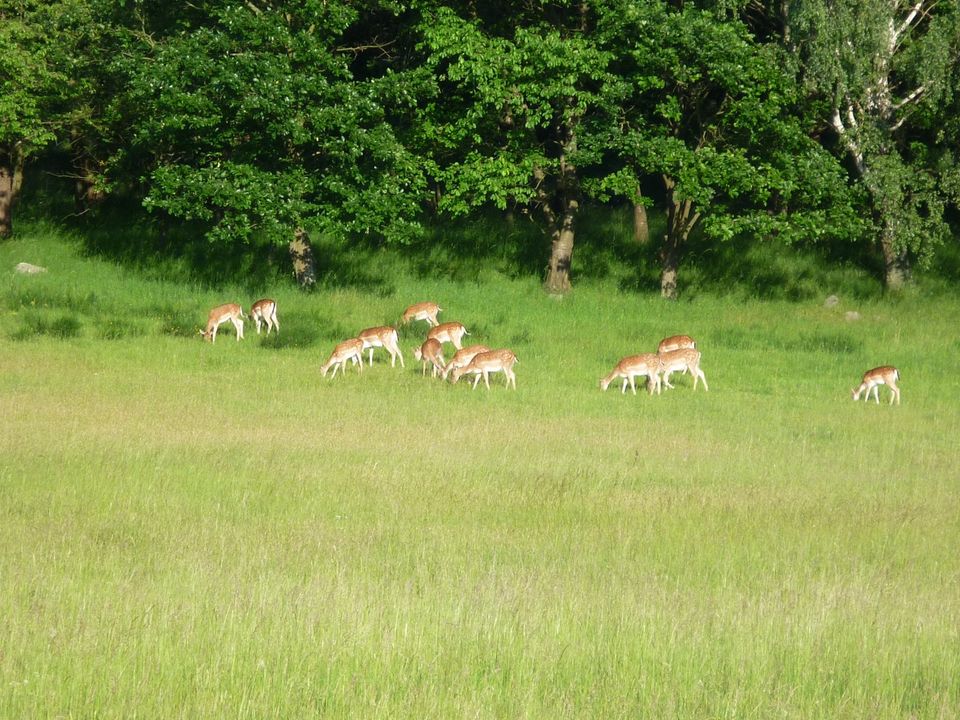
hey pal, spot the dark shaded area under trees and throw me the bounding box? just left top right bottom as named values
left=2, top=0, right=958, bottom=297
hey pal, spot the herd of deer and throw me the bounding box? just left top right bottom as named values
left=199, top=300, right=517, bottom=390
left=199, top=299, right=902, bottom=404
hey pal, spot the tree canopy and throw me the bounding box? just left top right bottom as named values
left=787, top=0, right=960, bottom=288
left=3, top=0, right=958, bottom=293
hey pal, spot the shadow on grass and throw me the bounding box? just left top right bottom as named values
left=77, top=200, right=284, bottom=293
left=617, top=226, right=888, bottom=301
left=10, top=313, right=83, bottom=341
left=254, top=315, right=343, bottom=350
left=18, top=173, right=923, bottom=302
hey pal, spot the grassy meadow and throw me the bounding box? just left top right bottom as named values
left=1, top=218, right=959, bottom=718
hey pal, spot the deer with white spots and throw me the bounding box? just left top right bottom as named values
left=657, top=334, right=696, bottom=353
left=442, top=344, right=491, bottom=381
left=657, top=348, right=708, bottom=391
left=402, top=301, right=441, bottom=328
left=250, top=299, right=279, bottom=335
left=450, top=349, right=518, bottom=390
left=199, top=303, right=244, bottom=343
left=413, top=338, right=446, bottom=377
left=852, top=366, right=900, bottom=405
left=427, top=321, right=469, bottom=351
left=358, top=326, right=405, bottom=367
left=320, top=338, right=364, bottom=378
left=601, top=353, right=662, bottom=395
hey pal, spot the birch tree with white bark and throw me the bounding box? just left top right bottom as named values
left=788, top=0, right=960, bottom=289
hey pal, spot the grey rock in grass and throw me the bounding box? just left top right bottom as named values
left=15, top=262, right=47, bottom=275
left=824, top=294, right=840, bottom=308
left=845, top=311, right=861, bottom=322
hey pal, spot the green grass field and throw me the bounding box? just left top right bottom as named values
left=2, top=225, right=959, bottom=718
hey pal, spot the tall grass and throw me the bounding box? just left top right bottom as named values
left=1, top=219, right=958, bottom=718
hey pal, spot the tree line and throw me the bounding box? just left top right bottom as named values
left=2, top=0, right=958, bottom=297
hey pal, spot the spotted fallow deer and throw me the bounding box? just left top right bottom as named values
left=358, top=326, right=405, bottom=368
left=601, top=353, right=662, bottom=395
left=450, top=349, right=518, bottom=390
left=199, top=303, right=244, bottom=343
left=657, top=334, right=696, bottom=353
left=401, top=301, right=441, bottom=327
left=657, top=348, right=708, bottom=391
left=320, top=338, right=364, bottom=378
left=250, top=299, right=279, bottom=335
left=427, top=321, right=469, bottom=351
left=442, top=344, right=491, bottom=381
left=413, top=338, right=446, bottom=377
left=852, top=366, right=900, bottom=405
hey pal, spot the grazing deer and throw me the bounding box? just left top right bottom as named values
left=657, top=334, right=696, bottom=353
left=658, top=348, right=708, bottom=391
left=852, top=366, right=900, bottom=405
left=320, top=338, right=364, bottom=378
left=601, top=353, right=662, bottom=395
left=402, top=301, right=441, bottom=327
left=358, top=326, right=405, bottom=367
left=413, top=338, right=446, bottom=377
left=199, top=303, right=244, bottom=343
left=656, top=336, right=696, bottom=377
left=450, top=349, right=518, bottom=390
left=427, top=321, right=469, bottom=350
left=250, top=298, right=279, bottom=335
left=442, top=344, right=491, bottom=381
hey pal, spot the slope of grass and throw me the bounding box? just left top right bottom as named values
left=1, top=222, right=959, bottom=718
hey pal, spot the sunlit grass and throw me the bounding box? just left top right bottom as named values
left=1, top=227, right=958, bottom=718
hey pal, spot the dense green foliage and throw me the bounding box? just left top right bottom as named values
left=789, top=0, right=960, bottom=288
left=2, top=0, right=958, bottom=293
left=110, top=1, right=426, bottom=247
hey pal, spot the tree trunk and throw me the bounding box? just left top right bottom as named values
left=659, top=233, right=680, bottom=299
left=0, top=160, right=13, bottom=239
left=12, top=148, right=24, bottom=206
left=74, top=155, right=106, bottom=215
left=880, top=224, right=911, bottom=291
left=545, top=207, right=576, bottom=294
left=633, top=193, right=649, bottom=245
left=0, top=171, right=13, bottom=239
left=289, top=227, right=317, bottom=288
left=0, top=143, right=25, bottom=239
left=659, top=175, right=700, bottom=300
left=539, top=124, right=581, bottom=295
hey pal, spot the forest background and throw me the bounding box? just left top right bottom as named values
left=2, top=0, right=959, bottom=298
